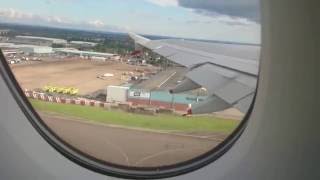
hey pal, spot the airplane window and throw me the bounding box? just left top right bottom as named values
left=0, top=0, right=260, bottom=178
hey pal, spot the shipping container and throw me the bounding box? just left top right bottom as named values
left=106, top=86, right=129, bottom=103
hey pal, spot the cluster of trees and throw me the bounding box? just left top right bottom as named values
left=93, top=38, right=134, bottom=55
left=0, top=23, right=135, bottom=55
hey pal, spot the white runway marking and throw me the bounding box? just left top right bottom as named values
left=134, top=147, right=207, bottom=166
left=158, top=71, right=177, bottom=88
left=105, top=139, right=130, bottom=166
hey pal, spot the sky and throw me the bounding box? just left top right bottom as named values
left=0, top=0, right=261, bottom=43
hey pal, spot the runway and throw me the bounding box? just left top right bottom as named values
left=41, top=114, right=227, bottom=167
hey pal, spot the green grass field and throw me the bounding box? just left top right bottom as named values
left=30, top=99, right=239, bottom=133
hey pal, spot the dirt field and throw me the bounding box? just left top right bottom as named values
left=10, top=59, right=151, bottom=95
left=41, top=113, right=226, bottom=167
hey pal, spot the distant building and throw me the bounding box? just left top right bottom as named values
left=91, top=56, right=107, bottom=61
left=0, top=30, right=10, bottom=36
left=54, top=48, right=117, bottom=59
left=69, top=41, right=97, bottom=48
left=0, top=36, right=9, bottom=42
left=0, top=43, right=15, bottom=49
left=12, top=36, right=67, bottom=46
left=0, top=43, right=53, bottom=55
left=0, top=30, right=10, bottom=42
left=19, top=45, right=53, bottom=55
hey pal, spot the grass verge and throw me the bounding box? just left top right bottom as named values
left=30, top=99, right=239, bottom=133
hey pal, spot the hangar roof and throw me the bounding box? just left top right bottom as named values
left=15, top=36, right=67, bottom=44
left=54, top=48, right=116, bottom=57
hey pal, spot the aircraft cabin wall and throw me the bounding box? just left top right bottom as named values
left=176, top=0, right=320, bottom=179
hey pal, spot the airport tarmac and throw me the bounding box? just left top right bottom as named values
left=132, top=67, right=188, bottom=91
left=10, top=59, right=154, bottom=95
left=41, top=113, right=226, bottom=167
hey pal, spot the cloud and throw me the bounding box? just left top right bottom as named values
left=145, top=0, right=260, bottom=23
left=146, top=0, right=178, bottom=7
left=211, top=14, right=255, bottom=26
left=0, top=8, right=72, bottom=25
left=45, top=0, right=78, bottom=4
left=88, top=20, right=105, bottom=28
left=0, top=8, right=34, bottom=20
left=0, top=8, right=125, bottom=32
left=178, top=0, right=260, bottom=22
left=185, top=15, right=254, bottom=26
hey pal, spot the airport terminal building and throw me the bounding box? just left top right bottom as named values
left=19, top=45, right=53, bottom=55
left=11, top=36, right=67, bottom=46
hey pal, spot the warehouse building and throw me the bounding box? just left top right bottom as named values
left=18, top=45, right=53, bottom=55
left=0, top=43, right=15, bottom=49
left=12, top=36, right=67, bottom=46
left=0, top=29, right=10, bottom=36
left=0, top=30, right=10, bottom=42
left=0, top=43, right=52, bottom=55
left=54, top=48, right=120, bottom=60
left=69, top=41, right=97, bottom=48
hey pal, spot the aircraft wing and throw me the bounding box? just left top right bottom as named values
left=129, top=33, right=260, bottom=114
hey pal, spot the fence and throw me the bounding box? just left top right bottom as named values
left=24, top=90, right=111, bottom=108
left=24, top=89, right=202, bottom=113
